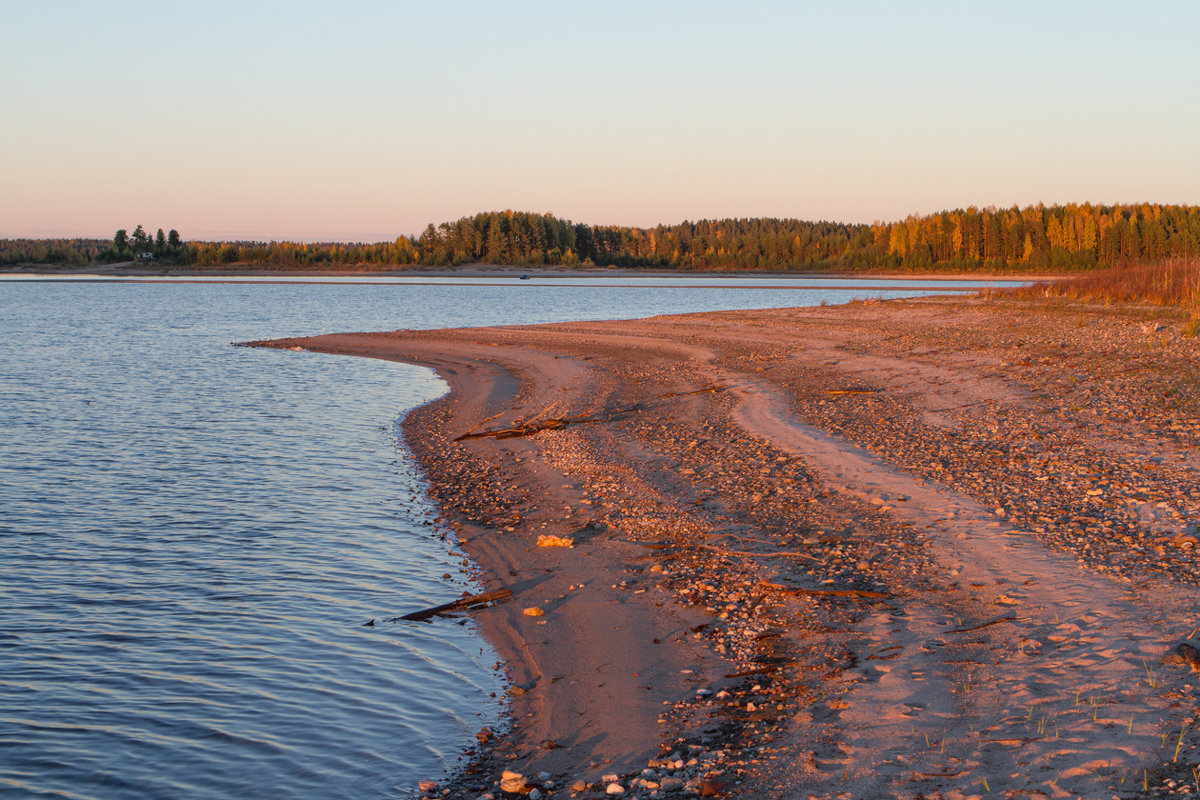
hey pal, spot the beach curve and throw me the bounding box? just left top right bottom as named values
left=243, top=296, right=1200, bottom=799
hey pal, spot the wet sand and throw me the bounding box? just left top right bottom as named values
left=246, top=295, right=1200, bottom=799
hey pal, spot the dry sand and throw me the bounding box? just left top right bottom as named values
left=245, top=295, right=1200, bottom=799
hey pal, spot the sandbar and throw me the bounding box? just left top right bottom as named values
left=246, top=295, right=1200, bottom=799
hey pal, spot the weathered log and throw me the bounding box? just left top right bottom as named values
left=947, top=614, right=1016, bottom=634
left=454, top=414, right=592, bottom=441
left=459, top=411, right=504, bottom=438
left=759, top=581, right=891, bottom=599
left=723, top=665, right=780, bottom=679
left=388, top=588, right=514, bottom=622
left=659, top=384, right=730, bottom=398
left=455, top=384, right=732, bottom=441
left=697, top=544, right=817, bottom=561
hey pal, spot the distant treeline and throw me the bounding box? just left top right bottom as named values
left=0, top=238, right=109, bottom=267
left=6, top=203, right=1200, bottom=273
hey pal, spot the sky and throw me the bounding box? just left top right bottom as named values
left=4, top=1, right=1199, bottom=241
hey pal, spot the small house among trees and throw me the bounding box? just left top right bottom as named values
left=99, top=225, right=190, bottom=265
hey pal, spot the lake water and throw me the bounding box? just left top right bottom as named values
left=0, top=275, right=1023, bottom=799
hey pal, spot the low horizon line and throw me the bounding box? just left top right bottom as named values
left=4, top=199, right=1193, bottom=243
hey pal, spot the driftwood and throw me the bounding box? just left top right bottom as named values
left=458, top=411, right=504, bottom=438
left=455, top=413, right=593, bottom=441
left=786, top=587, right=892, bottom=599
left=659, top=385, right=730, bottom=399
left=697, top=544, right=818, bottom=561
left=947, top=614, right=1016, bottom=634
left=386, top=588, right=513, bottom=622
left=456, top=384, right=732, bottom=441
left=724, top=665, right=780, bottom=679
left=827, top=388, right=881, bottom=396
left=760, top=581, right=891, bottom=599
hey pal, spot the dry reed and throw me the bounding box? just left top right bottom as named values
left=1012, top=259, right=1200, bottom=309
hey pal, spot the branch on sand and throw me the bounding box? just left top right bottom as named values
left=759, top=581, right=892, bottom=600
left=456, top=384, right=732, bottom=441
left=697, top=544, right=818, bottom=561
left=724, top=665, right=781, bottom=679
left=947, top=614, right=1017, bottom=634
left=382, top=588, right=514, bottom=623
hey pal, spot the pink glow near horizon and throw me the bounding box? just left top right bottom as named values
left=4, top=1, right=1198, bottom=242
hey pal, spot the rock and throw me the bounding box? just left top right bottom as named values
left=606, top=782, right=626, bottom=795
left=418, top=780, right=439, bottom=794
left=660, top=776, right=685, bottom=791
left=499, top=770, right=526, bottom=793
left=1162, top=642, right=1200, bottom=671
left=571, top=779, right=588, bottom=792
left=528, top=789, right=543, bottom=800
left=523, top=607, right=545, bottom=617
left=537, top=534, right=574, bottom=548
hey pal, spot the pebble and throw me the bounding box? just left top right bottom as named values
left=498, top=771, right=525, bottom=793
left=405, top=301, right=1200, bottom=799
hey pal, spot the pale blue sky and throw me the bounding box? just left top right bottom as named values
left=4, top=1, right=1198, bottom=240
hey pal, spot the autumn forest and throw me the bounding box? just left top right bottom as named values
left=4, top=203, right=1200, bottom=273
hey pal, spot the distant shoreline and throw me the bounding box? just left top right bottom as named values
left=0, top=262, right=1059, bottom=283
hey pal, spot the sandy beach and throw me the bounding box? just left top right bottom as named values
left=247, top=295, right=1200, bottom=799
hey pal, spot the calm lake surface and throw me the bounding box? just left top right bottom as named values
left=0, top=275, right=1023, bottom=799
